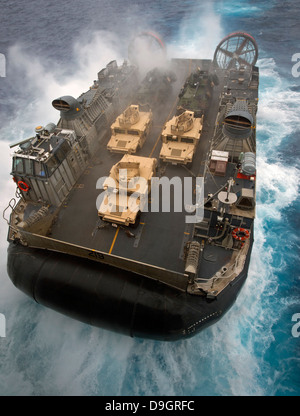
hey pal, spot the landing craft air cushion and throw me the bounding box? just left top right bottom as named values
left=5, top=32, right=258, bottom=340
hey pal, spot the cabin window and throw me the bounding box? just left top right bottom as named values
left=45, top=141, right=71, bottom=175
left=181, top=137, right=194, bottom=144
left=60, top=140, right=71, bottom=155
left=54, top=141, right=71, bottom=163
left=13, top=157, right=24, bottom=174
left=167, top=135, right=178, bottom=142
left=12, top=157, right=47, bottom=177
left=33, top=161, right=46, bottom=177
left=24, top=158, right=34, bottom=175
left=55, top=148, right=65, bottom=164
left=46, top=156, right=59, bottom=175
left=127, top=130, right=139, bottom=135
left=114, top=128, right=126, bottom=134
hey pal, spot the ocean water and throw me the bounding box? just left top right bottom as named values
left=0, top=0, right=299, bottom=396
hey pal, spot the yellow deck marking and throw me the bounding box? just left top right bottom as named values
left=109, top=227, right=119, bottom=254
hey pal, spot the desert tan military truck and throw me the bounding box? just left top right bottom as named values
left=107, top=105, right=153, bottom=154
left=159, top=110, right=203, bottom=165
left=98, top=154, right=157, bottom=227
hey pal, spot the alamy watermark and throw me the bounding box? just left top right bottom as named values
left=291, top=313, right=300, bottom=338
left=0, top=53, right=6, bottom=77
left=96, top=173, right=204, bottom=224
left=291, top=53, right=300, bottom=78
left=0, top=313, right=6, bottom=337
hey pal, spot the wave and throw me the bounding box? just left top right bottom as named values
left=257, top=58, right=300, bottom=153
left=214, top=0, right=271, bottom=17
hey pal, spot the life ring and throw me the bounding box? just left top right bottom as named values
left=232, top=227, right=250, bottom=241
left=17, top=180, right=30, bottom=192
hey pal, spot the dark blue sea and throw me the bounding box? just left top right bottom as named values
left=0, top=0, right=299, bottom=396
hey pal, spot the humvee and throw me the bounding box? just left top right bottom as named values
left=98, top=154, right=157, bottom=226
left=107, top=105, right=153, bottom=154
left=159, top=110, right=203, bottom=165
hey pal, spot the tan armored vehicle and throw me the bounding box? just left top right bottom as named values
left=98, top=154, right=157, bottom=226
left=107, top=104, right=153, bottom=154
left=159, top=110, right=203, bottom=165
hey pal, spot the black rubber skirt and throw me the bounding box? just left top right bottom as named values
left=7, top=242, right=251, bottom=341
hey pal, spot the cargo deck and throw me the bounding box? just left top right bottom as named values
left=49, top=59, right=220, bottom=276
